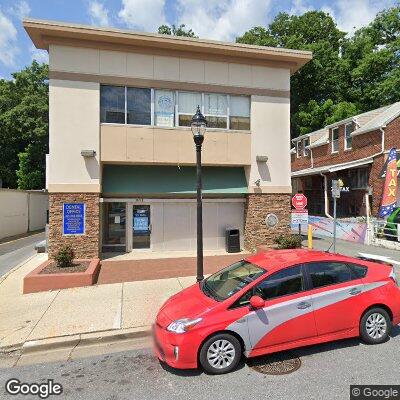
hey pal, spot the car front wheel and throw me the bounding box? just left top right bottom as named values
left=199, top=333, right=241, bottom=374
left=360, top=308, right=391, bottom=344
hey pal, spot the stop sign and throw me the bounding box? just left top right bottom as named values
left=292, top=193, right=307, bottom=210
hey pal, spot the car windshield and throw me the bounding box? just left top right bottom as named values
left=201, top=260, right=265, bottom=301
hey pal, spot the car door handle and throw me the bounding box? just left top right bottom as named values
left=349, top=288, right=362, bottom=296
left=297, top=301, right=312, bottom=309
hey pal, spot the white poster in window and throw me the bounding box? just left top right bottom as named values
left=155, top=91, right=174, bottom=127
left=114, top=216, right=121, bottom=224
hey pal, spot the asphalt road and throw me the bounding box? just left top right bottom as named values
left=0, top=232, right=45, bottom=277
left=1, top=325, right=399, bottom=400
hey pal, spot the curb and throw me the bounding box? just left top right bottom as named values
left=17, top=327, right=152, bottom=355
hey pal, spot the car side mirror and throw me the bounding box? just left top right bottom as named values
left=249, top=295, right=265, bottom=309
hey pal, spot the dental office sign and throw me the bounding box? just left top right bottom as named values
left=63, top=203, right=85, bottom=235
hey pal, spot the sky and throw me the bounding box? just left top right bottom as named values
left=0, top=0, right=396, bottom=79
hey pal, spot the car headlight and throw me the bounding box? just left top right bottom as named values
left=167, top=318, right=202, bottom=334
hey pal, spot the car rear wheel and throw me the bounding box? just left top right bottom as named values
left=199, top=333, right=241, bottom=374
left=360, top=308, right=391, bottom=344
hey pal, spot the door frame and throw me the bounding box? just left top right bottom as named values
left=127, top=202, right=153, bottom=252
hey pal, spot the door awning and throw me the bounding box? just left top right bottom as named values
left=102, top=165, right=248, bottom=196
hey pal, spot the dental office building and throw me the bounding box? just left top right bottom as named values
left=24, top=19, right=312, bottom=259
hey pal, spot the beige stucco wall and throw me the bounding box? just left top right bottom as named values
left=49, top=45, right=290, bottom=91
left=248, top=95, right=291, bottom=192
left=101, top=125, right=251, bottom=166
left=48, top=79, right=100, bottom=192
left=0, top=190, right=48, bottom=240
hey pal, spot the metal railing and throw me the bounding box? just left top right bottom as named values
left=371, top=219, right=400, bottom=242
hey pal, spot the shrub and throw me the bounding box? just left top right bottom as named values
left=274, top=234, right=302, bottom=249
left=54, top=245, right=74, bottom=268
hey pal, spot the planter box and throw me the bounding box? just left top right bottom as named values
left=23, top=259, right=101, bottom=294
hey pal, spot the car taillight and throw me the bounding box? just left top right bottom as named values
left=389, top=267, right=399, bottom=286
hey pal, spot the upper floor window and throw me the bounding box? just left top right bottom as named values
left=100, top=85, right=250, bottom=131
left=230, top=95, right=250, bottom=130
left=296, top=140, right=302, bottom=158
left=331, top=127, right=339, bottom=153
left=204, top=93, right=228, bottom=129
left=155, top=90, right=175, bottom=127
left=127, top=88, right=151, bottom=125
left=177, top=91, right=202, bottom=127
left=100, top=85, right=125, bottom=124
left=345, top=123, right=354, bottom=150
left=303, top=138, right=310, bottom=156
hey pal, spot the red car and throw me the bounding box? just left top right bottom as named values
left=153, top=249, right=400, bottom=374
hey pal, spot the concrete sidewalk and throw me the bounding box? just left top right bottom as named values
left=1, top=238, right=399, bottom=356
left=0, top=254, right=196, bottom=353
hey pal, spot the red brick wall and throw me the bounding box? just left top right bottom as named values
left=384, top=117, right=400, bottom=150
left=291, top=151, right=312, bottom=171
left=311, top=127, right=382, bottom=168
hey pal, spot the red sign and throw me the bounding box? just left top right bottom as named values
left=292, top=193, right=307, bottom=210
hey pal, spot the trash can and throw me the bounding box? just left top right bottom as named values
left=226, top=228, right=240, bottom=253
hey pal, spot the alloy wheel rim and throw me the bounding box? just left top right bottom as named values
left=366, top=312, right=387, bottom=339
left=207, top=339, right=236, bottom=369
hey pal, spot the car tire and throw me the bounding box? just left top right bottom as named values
left=360, top=307, right=391, bottom=344
left=199, top=333, right=242, bottom=374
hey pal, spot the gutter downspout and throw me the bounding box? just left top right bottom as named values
left=380, top=127, right=385, bottom=152
left=320, top=172, right=333, bottom=219
left=310, top=148, right=314, bottom=168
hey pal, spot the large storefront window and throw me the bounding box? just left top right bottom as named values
left=100, top=85, right=125, bottom=124
left=102, top=203, right=126, bottom=252
left=100, top=85, right=250, bottom=131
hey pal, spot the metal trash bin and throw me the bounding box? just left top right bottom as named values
left=226, top=228, right=240, bottom=253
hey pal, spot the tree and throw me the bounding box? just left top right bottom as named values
left=158, top=24, right=197, bottom=38
left=237, top=11, right=347, bottom=137
left=237, top=6, right=400, bottom=138
left=0, top=61, right=48, bottom=189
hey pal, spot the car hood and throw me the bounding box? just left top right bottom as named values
left=158, top=283, right=216, bottom=324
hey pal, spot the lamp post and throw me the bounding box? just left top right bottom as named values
left=191, top=105, right=207, bottom=282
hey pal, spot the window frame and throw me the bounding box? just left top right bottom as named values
left=303, top=261, right=358, bottom=290
left=296, top=141, right=302, bottom=158
left=100, top=85, right=250, bottom=132
left=303, top=137, right=310, bottom=157
left=344, top=122, right=353, bottom=150
left=229, top=264, right=307, bottom=309
left=331, top=127, right=339, bottom=153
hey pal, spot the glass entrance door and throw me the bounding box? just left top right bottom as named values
left=132, top=205, right=151, bottom=249
left=102, top=202, right=126, bottom=252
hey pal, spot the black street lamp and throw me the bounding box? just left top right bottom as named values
left=191, top=105, right=207, bottom=282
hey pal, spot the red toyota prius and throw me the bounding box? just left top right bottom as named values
left=153, top=249, right=400, bottom=374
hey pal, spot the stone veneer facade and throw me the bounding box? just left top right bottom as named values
left=244, top=193, right=291, bottom=252
left=48, top=193, right=100, bottom=259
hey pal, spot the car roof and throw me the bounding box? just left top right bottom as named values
left=245, top=249, right=371, bottom=272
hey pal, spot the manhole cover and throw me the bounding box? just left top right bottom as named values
left=248, top=352, right=301, bottom=375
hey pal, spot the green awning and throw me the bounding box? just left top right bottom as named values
left=102, top=165, right=248, bottom=195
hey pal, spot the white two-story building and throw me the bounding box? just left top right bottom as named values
left=24, top=19, right=311, bottom=258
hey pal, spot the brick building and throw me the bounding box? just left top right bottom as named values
left=24, top=19, right=312, bottom=258
left=291, top=103, right=400, bottom=219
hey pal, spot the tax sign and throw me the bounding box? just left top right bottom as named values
left=292, top=193, right=307, bottom=210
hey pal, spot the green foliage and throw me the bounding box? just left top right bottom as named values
left=54, top=245, right=75, bottom=268
left=158, top=24, right=197, bottom=37
left=0, top=61, right=48, bottom=189
left=274, top=234, right=302, bottom=249
left=237, top=6, right=400, bottom=138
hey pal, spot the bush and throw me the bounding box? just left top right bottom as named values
left=54, top=245, right=74, bottom=268
left=274, top=234, right=302, bottom=249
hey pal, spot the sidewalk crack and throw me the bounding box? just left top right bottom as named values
left=25, top=290, right=60, bottom=343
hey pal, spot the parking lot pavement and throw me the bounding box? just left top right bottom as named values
left=1, top=325, right=399, bottom=400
